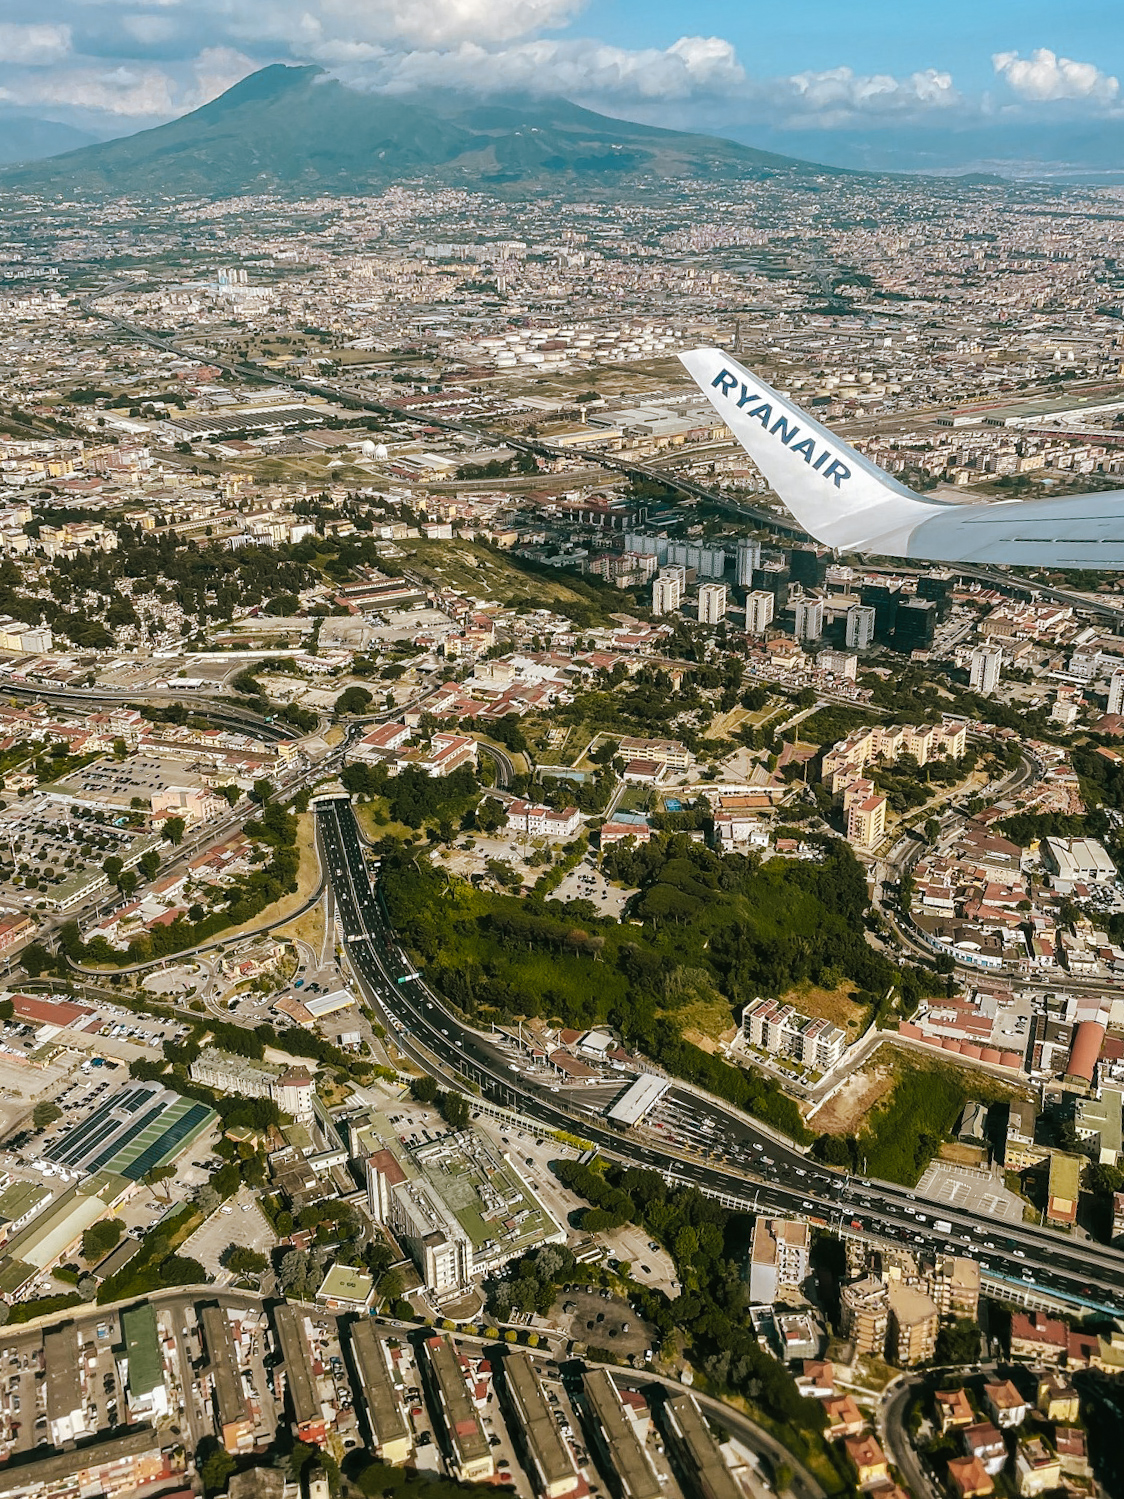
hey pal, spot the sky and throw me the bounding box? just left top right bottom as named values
left=0, top=0, right=1122, bottom=172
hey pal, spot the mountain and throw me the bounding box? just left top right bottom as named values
left=0, top=114, right=101, bottom=167
left=0, top=64, right=828, bottom=196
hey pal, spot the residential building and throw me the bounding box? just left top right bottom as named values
left=984, top=1379, right=1027, bottom=1429
left=582, top=1369, right=661, bottom=1499
left=423, top=1336, right=494, bottom=1483
left=736, top=539, right=762, bottom=587
left=652, top=571, right=682, bottom=616
left=840, top=1277, right=889, bottom=1356
left=272, top=1304, right=327, bottom=1447
left=501, top=1352, right=580, bottom=1498
left=658, top=1391, right=743, bottom=1499
left=886, top=1282, right=938, bottom=1367
left=0, top=1431, right=186, bottom=1499
left=843, top=1432, right=888, bottom=1489
left=742, top=997, right=846, bottom=1071
left=823, top=1394, right=864, bottom=1439
left=745, top=590, right=775, bottom=635
left=1075, top=1087, right=1123, bottom=1164
left=848, top=794, right=887, bottom=851
left=931, top=1256, right=981, bottom=1320
left=349, top=1319, right=413, bottom=1464
left=934, top=1388, right=974, bottom=1435
left=748, top=1217, right=810, bottom=1303
left=963, top=1423, right=1008, bottom=1477
left=1009, top=1311, right=1067, bottom=1365
left=1036, top=1374, right=1079, bottom=1424
left=697, top=583, right=728, bottom=626
left=1015, top=1436, right=1060, bottom=1497
left=817, top=649, right=858, bottom=680
left=794, top=597, right=823, bottom=642
left=947, top=1456, right=994, bottom=1499
left=845, top=605, right=876, bottom=650
left=1110, top=668, right=1124, bottom=718
left=970, top=646, right=1004, bottom=696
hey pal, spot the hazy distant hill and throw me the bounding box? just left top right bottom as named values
left=0, top=115, right=100, bottom=166
left=0, top=64, right=828, bottom=195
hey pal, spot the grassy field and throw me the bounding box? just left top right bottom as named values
left=354, top=797, right=417, bottom=844
left=780, top=979, right=869, bottom=1037
left=851, top=1051, right=1027, bottom=1186
left=671, top=997, right=737, bottom=1052
left=401, top=539, right=617, bottom=612
left=220, top=811, right=322, bottom=941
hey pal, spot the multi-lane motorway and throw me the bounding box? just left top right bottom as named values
left=315, top=796, right=1124, bottom=1319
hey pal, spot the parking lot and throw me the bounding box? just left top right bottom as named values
left=552, top=858, right=632, bottom=917
left=914, top=1161, right=1027, bottom=1224
left=556, top=1286, right=655, bottom=1357
left=181, top=1186, right=277, bottom=1281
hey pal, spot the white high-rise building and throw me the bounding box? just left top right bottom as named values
left=845, top=605, right=876, bottom=650
left=1109, top=668, right=1124, bottom=717
left=652, top=571, right=682, bottom=616
left=736, top=538, right=762, bottom=586
left=745, top=591, right=775, bottom=635
left=794, top=597, right=824, bottom=642
left=697, top=583, right=728, bottom=626
left=970, top=645, right=1003, bottom=696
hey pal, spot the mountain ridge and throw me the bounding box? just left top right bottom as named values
left=0, top=63, right=838, bottom=196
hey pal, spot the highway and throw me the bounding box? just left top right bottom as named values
left=316, top=796, right=1124, bottom=1319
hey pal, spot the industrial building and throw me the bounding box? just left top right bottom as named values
left=349, top=1319, right=413, bottom=1463
left=200, top=1304, right=254, bottom=1453
left=501, top=1352, right=580, bottom=1498
left=272, top=1304, right=327, bottom=1447
left=659, top=1393, right=743, bottom=1499
left=581, top=1369, right=662, bottom=1499
left=44, top=1079, right=216, bottom=1181
left=119, top=1302, right=168, bottom=1420
left=423, top=1335, right=494, bottom=1482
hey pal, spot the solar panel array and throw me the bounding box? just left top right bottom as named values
left=44, top=1081, right=216, bottom=1181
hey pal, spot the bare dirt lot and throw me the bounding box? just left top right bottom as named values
left=553, top=1288, right=654, bottom=1356
left=807, top=1058, right=896, bottom=1135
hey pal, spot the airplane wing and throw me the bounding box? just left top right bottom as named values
left=679, top=346, right=1124, bottom=567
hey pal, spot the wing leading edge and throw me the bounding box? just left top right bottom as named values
left=679, top=346, right=1124, bottom=568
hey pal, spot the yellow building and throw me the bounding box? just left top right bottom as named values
left=1036, top=1374, right=1079, bottom=1425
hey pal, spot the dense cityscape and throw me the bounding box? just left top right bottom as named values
left=0, top=74, right=1124, bottom=1499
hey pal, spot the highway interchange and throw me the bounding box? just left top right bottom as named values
left=316, top=796, right=1124, bottom=1320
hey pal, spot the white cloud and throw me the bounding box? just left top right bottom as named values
left=229, top=0, right=586, bottom=52
left=0, top=63, right=177, bottom=115
left=364, top=34, right=744, bottom=101
left=993, top=48, right=1119, bottom=104
left=781, top=65, right=959, bottom=126
left=181, top=46, right=256, bottom=108
left=0, top=23, right=72, bottom=65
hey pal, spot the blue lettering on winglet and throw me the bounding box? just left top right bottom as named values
left=711, top=367, right=850, bottom=486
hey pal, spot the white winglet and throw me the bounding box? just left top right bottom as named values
left=679, top=347, right=946, bottom=553
left=680, top=346, right=1124, bottom=567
